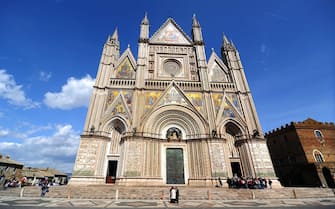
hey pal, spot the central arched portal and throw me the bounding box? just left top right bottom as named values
left=166, top=148, right=185, bottom=184
left=142, top=106, right=208, bottom=185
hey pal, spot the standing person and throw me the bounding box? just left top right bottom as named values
left=218, top=176, right=223, bottom=187
left=169, top=186, right=177, bottom=203
left=40, top=177, right=49, bottom=197
left=19, top=176, right=27, bottom=197
left=175, top=187, right=179, bottom=203
left=268, top=179, right=272, bottom=189
left=3, top=179, right=9, bottom=190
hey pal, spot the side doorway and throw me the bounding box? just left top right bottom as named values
left=231, top=162, right=242, bottom=177
left=106, top=160, right=118, bottom=184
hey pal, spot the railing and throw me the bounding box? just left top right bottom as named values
left=110, top=79, right=135, bottom=88
left=210, top=82, right=235, bottom=91
left=109, top=79, right=235, bottom=92
left=145, top=80, right=202, bottom=91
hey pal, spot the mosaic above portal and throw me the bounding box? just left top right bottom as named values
left=106, top=90, right=133, bottom=113
left=185, top=92, right=205, bottom=116
left=212, top=93, right=223, bottom=116
left=144, top=91, right=162, bottom=113
left=115, top=58, right=135, bottom=79
left=158, top=87, right=188, bottom=106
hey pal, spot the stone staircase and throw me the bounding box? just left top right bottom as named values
left=1, top=185, right=334, bottom=200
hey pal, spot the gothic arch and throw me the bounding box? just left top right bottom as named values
left=141, top=105, right=208, bottom=139
left=101, top=115, right=129, bottom=134
left=218, top=118, right=246, bottom=137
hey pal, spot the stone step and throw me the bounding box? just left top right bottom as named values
left=293, top=188, right=335, bottom=198
left=0, top=188, right=21, bottom=197
left=1, top=186, right=334, bottom=200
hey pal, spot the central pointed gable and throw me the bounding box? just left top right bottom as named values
left=141, top=82, right=206, bottom=121
left=150, top=18, right=193, bottom=45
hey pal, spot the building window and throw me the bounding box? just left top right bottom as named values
left=163, top=59, right=181, bottom=77
left=313, top=149, right=324, bottom=163
left=314, top=130, right=323, bottom=140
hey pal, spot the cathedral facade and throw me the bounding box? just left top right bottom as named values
left=71, top=15, right=277, bottom=186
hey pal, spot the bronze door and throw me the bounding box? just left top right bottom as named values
left=166, top=148, right=185, bottom=184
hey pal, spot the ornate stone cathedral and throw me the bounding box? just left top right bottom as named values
left=71, top=14, right=278, bottom=186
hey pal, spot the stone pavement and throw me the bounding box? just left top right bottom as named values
left=0, top=196, right=335, bottom=208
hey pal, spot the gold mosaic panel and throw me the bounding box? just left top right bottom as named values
left=223, top=98, right=235, bottom=118
left=212, top=93, right=223, bottom=116
left=158, top=87, right=187, bottom=106
left=112, top=101, right=127, bottom=115
left=227, top=94, right=242, bottom=112
left=185, top=92, right=204, bottom=114
left=144, top=91, right=162, bottom=113
left=122, top=90, right=133, bottom=113
left=115, top=58, right=135, bottom=79
left=107, top=90, right=120, bottom=105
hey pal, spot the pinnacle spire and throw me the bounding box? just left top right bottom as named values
left=192, top=14, right=200, bottom=27
left=222, top=32, right=229, bottom=45
left=141, top=12, right=149, bottom=25
left=111, top=28, right=118, bottom=40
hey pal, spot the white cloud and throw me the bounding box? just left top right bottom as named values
left=44, top=75, right=95, bottom=110
left=0, top=128, right=9, bottom=137
left=39, top=71, right=52, bottom=81
left=0, top=124, right=80, bottom=173
left=0, top=69, right=40, bottom=109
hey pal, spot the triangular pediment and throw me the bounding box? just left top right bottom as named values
left=141, top=82, right=205, bottom=121
left=114, top=48, right=137, bottom=79
left=103, top=93, right=132, bottom=121
left=216, top=94, right=245, bottom=126
left=208, top=51, right=230, bottom=82
left=157, top=84, right=189, bottom=106
left=150, top=18, right=192, bottom=45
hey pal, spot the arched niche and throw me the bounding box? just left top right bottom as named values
left=102, top=115, right=128, bottom=134
left=141, top=105, right=208, bottom=139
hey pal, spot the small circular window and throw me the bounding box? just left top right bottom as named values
left=163, top=59, right=181, bottom=76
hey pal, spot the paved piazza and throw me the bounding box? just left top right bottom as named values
left=0, top=196, right=335, bottom=208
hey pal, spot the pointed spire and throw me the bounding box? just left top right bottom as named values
left=141, top=12, right=149, bottom=25
left=230, top=39, right=236, bottom=49
left=222, top=32, right=229, bottom=45
left=192, top=14, right=200, bottom=27
left=106, top=34, right=111, bottom=42
left=139, top=13, right=149, bottom=42
left=221, top=32, right=236, bottom=52
left=111, top=28, right=118, bottom=40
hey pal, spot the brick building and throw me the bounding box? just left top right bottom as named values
left=266, top=118, right=335, bottom=187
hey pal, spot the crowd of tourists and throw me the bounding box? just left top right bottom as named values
left=226, top=176, right=272, bottom=189
left=216, top=176, right=272, bottom=189
left=2, top=176, right=50, bottom=197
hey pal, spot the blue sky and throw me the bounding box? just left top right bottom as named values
left=0, top=0, right=334, bottom=173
